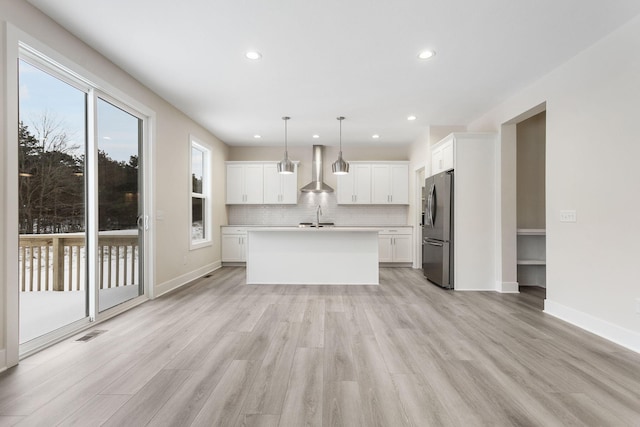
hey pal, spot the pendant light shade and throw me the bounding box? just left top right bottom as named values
left=332, top=116, right=349, bottom=175
left=277, top=116, right=295, bottom=174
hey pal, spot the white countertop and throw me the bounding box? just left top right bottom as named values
left=247, top=226, right=383, bottom=232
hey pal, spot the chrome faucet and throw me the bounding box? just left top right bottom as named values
left=315, top=204, right=322, bottom=227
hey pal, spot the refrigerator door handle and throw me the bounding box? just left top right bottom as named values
left=427, top=183, right=436, bottom=228
left=424, top=240, right=443, bottom=247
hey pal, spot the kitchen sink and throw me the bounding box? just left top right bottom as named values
left=298, top=222, right=335, bottom=228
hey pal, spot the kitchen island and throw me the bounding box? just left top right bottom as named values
left=246, top=227, right=381, bottom=285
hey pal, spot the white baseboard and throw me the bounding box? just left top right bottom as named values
left=154, top=261, right=222, bottom=298
left=544, top=299, right=640, bottom=354
left=0, top=349, right=6, bottom=373
left=498, top=281, right=520, bottom=293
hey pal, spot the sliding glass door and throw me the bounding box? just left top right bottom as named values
left=17, top=53, right=148, bottom=350
left=96, top=97, right=144, bottom=311
left=18, top=59, right=89, bottom=344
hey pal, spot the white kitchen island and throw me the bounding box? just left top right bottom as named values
left=246, top=227, right=380, bottom=285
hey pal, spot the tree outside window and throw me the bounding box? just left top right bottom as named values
left=191, top=138, right=211, bottom=247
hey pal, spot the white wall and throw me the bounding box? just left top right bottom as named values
left=1, top=0, right=228, bottom=369
left=469, top=16, right=640, bottom=350
left=517, top=112, right=546, bottom=229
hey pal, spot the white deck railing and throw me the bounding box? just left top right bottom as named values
left=19, top=232, right=139, bottom=292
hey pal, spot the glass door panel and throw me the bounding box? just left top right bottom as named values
left=18, top=60, right=88, bottom=343
left=96, top=98, right=143, bottom=312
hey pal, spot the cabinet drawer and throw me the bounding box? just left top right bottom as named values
left=378, top=227, right=412, bottom=235
left=221, top=227, right=248, bottom=235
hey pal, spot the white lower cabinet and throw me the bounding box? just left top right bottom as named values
left=221, top=227, right=248, bottom=262
left=378, top=227, right=412, bottom=263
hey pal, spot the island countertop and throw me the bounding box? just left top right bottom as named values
left=247, top=226, right=384, bottom=232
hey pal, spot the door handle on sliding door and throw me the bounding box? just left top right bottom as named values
left=137, top=215, right=149, bottom=231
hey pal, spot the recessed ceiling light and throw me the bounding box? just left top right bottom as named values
left=312, top=134, right=320, bottom=139
left=372, top=134, right=380, bottom=139
left=407, top=115, right=417, bottom=121
left=417, top=50, right=436, bottom=60
left=254, top=134, right=261, bottom=139
left=245, top=51, right=262, bottom=60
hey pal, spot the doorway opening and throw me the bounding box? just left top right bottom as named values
left=515, top=110, right=546, bottom=306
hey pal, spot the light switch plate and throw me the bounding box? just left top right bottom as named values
left=560, top=210, right=577, bottom=222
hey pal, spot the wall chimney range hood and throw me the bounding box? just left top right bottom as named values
left=301, top=145, right=334, bottom=193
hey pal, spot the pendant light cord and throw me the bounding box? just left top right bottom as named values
left=339, top=119, right=342, bottom=152
left=283, top=116, right=290, bottom=154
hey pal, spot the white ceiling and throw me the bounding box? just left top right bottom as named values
left=26, top=0, right=640, bottom=147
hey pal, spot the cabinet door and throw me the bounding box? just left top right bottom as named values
left=442, top=140, right=454, bottom=171
left=371, top=165, right=390, bottom=204
left=263, top=164, right=281, bottom=204
left=389, top=164, right=409, bottom=204
left=226, top=164, right=246, bottom=204
left=431, top=147, right=443, bottom=175
left=352, top=164, right=371, bottom=204
left=280, top=167, right=298, bottom=204
left=378, top=235, right=393, bottom=262
left=392, top=235, right=412, bottom=262
left=243, top=164, right=264, bottom=204
left=222, top=235, right=245, bottom=261
left=337, top=172, right=356, bottom=204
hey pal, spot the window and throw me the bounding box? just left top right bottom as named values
left=190, top=137, right=211, bottom=248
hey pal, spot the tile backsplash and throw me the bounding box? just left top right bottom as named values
left=227, top=192, right=408, bottom=226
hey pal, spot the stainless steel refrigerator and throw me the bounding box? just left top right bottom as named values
left=422, top=170, right=454, bottom=289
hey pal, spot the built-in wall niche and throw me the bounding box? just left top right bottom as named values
left=516, top=111, right=546, bottom=287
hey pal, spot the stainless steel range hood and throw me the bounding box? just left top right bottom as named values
left=301, top=145, right=334, bottom=193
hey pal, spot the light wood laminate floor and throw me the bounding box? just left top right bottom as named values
left=1, top=267, right=639, bottom=426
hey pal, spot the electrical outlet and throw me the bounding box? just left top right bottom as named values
left=560, top=210, right=577, bottom=223
left=183, top=255, right=187, bottom=265
left=636, top=298, right=640, bottom=314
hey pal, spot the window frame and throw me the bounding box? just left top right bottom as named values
left=189, top=135, right=212, bottom=249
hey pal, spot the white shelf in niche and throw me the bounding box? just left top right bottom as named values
left=517, top=259, right=546, bottom=265
left=517, top=228, right=546, bottom=286
left=516, top=228, right=546, bottom=236
left=516, top=229, right=546, bottom=266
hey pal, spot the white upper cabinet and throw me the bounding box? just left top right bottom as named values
left=337, top=163, right=371, bottom=204
left=431, top=136, right=454, bottom=175
left=263, top=163, right=298, bottom=204
left=338, top=162, right=409, bottom=205
left=371, top=163, right=409, bottom=204
left=226, top=163, right=264, bottom=204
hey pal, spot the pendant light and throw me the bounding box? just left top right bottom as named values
left=332, top=116, right=349, bottom=175
left=277, top=116, right=295, bottom=174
